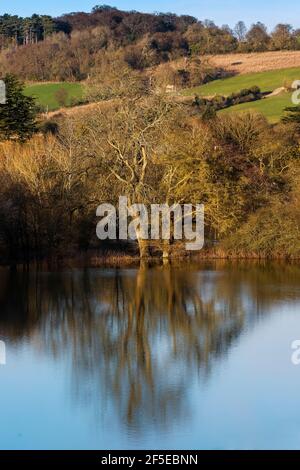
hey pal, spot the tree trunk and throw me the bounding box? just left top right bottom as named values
left=162, top=240, right=171, bottom=262
left=137, top=236, right=150, bottom=259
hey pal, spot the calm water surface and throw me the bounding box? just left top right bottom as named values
left=1, top=262, right=300, bottom=450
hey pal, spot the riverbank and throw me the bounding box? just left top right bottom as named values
left=2, top=246, right=300, bottom=271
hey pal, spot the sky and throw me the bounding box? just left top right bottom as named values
left=1, top=0, right=300, bottom=30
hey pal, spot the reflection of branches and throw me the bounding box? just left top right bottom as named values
left=1, top=263, right=299, bottom=430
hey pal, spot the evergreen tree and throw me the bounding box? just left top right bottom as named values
left=0, top=74, right=37, bottom=141
left=282, top=106, right=300, bottom=126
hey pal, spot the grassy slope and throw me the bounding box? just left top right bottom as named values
left=181, top=66, right=300, bottom=123
left=25, top=67, right=298, bottom=121
left=219, top=92, right=293, bottom=123
left=183, top=67, right=300, bottom=97
left=24, top=82, right=83, bottom=111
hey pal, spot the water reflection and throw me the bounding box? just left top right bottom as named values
left=1, top=262, right=300, bottom=431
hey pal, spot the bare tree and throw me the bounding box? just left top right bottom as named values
left=234, top=21, right=247, bottom=42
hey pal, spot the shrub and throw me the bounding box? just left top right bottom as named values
left=39, top=119, right=60, bottom=135
left=55, top=87, right=69, bottom=107
left=193, top=86, right=262, bottom=117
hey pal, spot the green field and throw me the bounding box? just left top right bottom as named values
left=24, top=82, right=83, bottom=111
left=181, top=67, right=300, bottom=122
left=183, top=67, right=300, bottom=97
left=218, top=92, right=294, bottom=123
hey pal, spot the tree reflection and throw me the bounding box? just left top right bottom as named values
left=0, top=262, right=300, bottom=430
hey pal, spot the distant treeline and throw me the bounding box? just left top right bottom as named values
left=0, top=14, right=70, bottom=47
left=1, top=6, right=300, bottom=81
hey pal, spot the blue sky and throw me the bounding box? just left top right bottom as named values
left=1, top=1, right=300, bottom=30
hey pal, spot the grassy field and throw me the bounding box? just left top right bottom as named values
left=206, top=51, right=300, bottom=74
left=183, top=67, right=300, bottom=97
left=181, top=66, right=300, bottom=122
left=24, top=82, right=83, bottom=111
left=218, top=92, right=294, bottom=123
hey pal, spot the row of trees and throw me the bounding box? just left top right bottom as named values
left=0, top=74, right=299, bottom=262
left=0, top=14, right=70, bottom=49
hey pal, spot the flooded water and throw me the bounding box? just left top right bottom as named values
left=1, top=262, right=300, bottom=450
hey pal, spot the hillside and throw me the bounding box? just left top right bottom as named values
left=182, top=67, right=300, bottom=97
left=4, top=7, right=300, bottom=122
left=2, top=7, right=300, bottom=82
left=180, top=64, right=300, bottom=123
left=26, top=67, right=298, bottom=123
left=219, top=91, right=293, bottom=123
